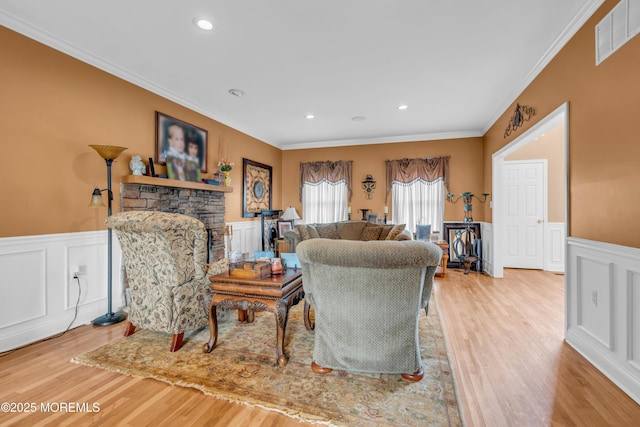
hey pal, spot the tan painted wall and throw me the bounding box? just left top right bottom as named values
left=0, top=27, right=281, bottom=238
left=483, top=0, right=640, bottom=248
left=504, top=124, right=565, bottom=222
left=281, top=138, right=484, bottom=224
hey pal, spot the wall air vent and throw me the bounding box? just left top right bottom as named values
left=596, top=0, right=640, bottom=65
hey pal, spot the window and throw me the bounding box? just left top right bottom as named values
left=300, top=161, right=352, bottom=224
left=391, top=178, right=445, bottom=236
left=386, top=157, right=449, bottom=235
left=302, top=180, right=349, bottom=223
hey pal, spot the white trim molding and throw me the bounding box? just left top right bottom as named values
left=566, top=237, right=640, bottom=404
left=545, top=222, right=566, bottom=272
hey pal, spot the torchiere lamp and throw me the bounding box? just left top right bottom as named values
left=89, top=144, right=128, bottom=326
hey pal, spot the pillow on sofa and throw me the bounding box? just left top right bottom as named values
left=360, top=224, right=383, bottom=241
left=307, top=225, right=321, bottom=239
left=315, top=223, right=340, bottom=239
left=385, top=224, right=406, bottom=240
left=296, top=224, right=312, bottom=241
left=378, top=224, right=394, bottom=240
left=394, top=232, right=411, bottom=241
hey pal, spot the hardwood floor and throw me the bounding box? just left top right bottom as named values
left=434, top=268, right=640, bottom=427
left=1, top=268, right=639, bottom=426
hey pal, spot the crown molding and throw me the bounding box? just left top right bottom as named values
left=482, top=0, right=605, bottom=135
left=277, top=130, right=483, bottom=151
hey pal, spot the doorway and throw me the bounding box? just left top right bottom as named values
left=491, top=102, right=568, bottom=278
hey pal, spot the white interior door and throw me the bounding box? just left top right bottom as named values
left=503, top=160, right=546, bottom=269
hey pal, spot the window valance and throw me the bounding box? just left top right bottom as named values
left=300, top=160, right=353, bottom=201
left=385, top=156, right=450, bottom=202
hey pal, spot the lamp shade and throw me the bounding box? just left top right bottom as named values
left=280, top=207, right=300, bottom=221
left=89, top=144, right=127, bottom=160
left=89, top=188, right=105, bottom=207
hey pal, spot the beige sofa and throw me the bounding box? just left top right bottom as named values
left=296, top=238, right=442, bottom=380
left=284, top=220, right=411, bottom=251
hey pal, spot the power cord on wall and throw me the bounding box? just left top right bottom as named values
left=0, top=274, right=82, bottom=358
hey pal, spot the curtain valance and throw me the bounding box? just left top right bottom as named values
left=300, top=160, right=353, bottom=201
left=385, top=156, right=450, bottom=202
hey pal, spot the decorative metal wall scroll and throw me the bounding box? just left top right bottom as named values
left=504, top=104, right=535, bottom=138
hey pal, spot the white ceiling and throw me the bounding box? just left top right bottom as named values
left=0, top=0, right=602, bottom=150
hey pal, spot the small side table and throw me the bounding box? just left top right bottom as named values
left=434, top=241, right=449, bottom=278
left=276, top=239, right=290, bottom=256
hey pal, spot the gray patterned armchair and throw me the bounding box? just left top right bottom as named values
left=296, top=238, right=442, bottom=380
left=106, top=211, right=228, bottom=352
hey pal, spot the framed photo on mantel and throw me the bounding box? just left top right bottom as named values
left=155, top=112, right=208, bottom=182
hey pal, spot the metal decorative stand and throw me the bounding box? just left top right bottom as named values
left=447, top=192, right=490, bottom=274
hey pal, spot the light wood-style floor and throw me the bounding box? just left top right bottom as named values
left=1, top=269, right=639, bottom=426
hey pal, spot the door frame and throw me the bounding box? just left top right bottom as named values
left=491, top=102, right=569, bottom=278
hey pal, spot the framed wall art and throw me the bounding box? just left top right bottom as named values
left=243, top=158, right=272, bottom=217
left=155, top=112, right=207, bottom=182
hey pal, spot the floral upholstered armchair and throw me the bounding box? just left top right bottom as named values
left=105, top=211, right=228, bottom=352
left=296, top=239, right=442, bottom=381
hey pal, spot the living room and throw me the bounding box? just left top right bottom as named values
left=1, top=0, right=640, bottom=425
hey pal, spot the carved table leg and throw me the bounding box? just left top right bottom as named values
left=304, top=301, right=314, bottom=331
left=274, top=300, right=290, bottom=366
left=203, top=300, right=218, bottom=353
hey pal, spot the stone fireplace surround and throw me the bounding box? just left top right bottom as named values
left=120, top=176, right=231, bottom=261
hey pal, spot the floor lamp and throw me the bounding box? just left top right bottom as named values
left=89, top=144, right=128, bottom=326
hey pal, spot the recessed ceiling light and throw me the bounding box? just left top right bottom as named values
left=228, top=88, right=244, bottom=97
left=193, top=18, right=214, bottom=31
left=352, top=116, right=367, bottom=122
left=398, top=104, right=408, bottom=110
left=305, top=114, right=315, bottom=119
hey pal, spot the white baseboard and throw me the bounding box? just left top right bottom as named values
left=0, top=231, right=124, bottom=352
left=566, top=237, right=640, bottom=404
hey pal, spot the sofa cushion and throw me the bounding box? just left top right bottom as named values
left=386, top=224, right=406, bottom=240
left=315, top=223, right=340, bottom=239
left=360, top=224, right=383, bottom=241
left=378, top=224, right=394, bottom=240
left=296, top=224, right=312, bottom=241
left=336, top=220, right=367, bottom=240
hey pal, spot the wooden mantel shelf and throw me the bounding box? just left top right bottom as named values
left=121, top=175, right=233, bottom=193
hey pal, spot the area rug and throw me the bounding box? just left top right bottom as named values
left=72, top=301, right=463, bottom=426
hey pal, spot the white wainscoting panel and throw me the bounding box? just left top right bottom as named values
left=480, top=222, right=493, bottom=275
left=0, top=231, right=124, bottom=352
left=566, top=237, right=640, bottom=404
left=224, top=220, right=261, bottom=260
left=545, top=222, right=566, bottom=272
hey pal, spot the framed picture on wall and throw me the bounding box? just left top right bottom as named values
left=243, top=158, right=272, bottom=217
left=155, top=112, right=208, bottom=181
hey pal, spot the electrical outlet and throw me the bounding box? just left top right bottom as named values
left=78, top=265, right=87, bottom=275
left=591, top=290, right=598, bottom=306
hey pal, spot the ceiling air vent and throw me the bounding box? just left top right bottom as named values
left=596, top=0, right=640, bottom=65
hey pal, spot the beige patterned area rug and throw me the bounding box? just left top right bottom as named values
left=73, top=301, right=463, bottom=426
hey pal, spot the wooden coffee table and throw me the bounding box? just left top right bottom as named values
left=202, top=268, right=311, bottom=366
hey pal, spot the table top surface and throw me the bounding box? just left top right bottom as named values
left=210, top=268, right=302, bottom=288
